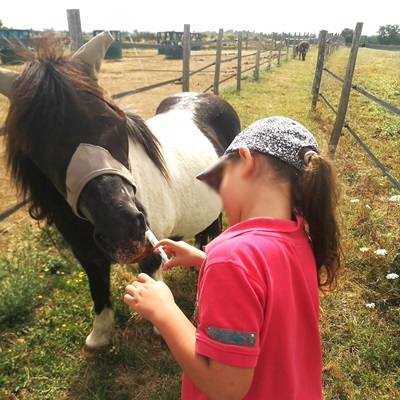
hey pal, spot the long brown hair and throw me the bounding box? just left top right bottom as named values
left=264, top=150, right=342, bottom=290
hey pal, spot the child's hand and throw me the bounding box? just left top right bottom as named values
left=154, top=239, right=206, bottom=271
left=124, top=273, right=175, bottom=324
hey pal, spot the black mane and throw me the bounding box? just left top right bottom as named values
left=125, top=111, right=169, bottom=180
left=4, top=36, right=89, bottom=222
left=3, top=33, right=168, bottom=222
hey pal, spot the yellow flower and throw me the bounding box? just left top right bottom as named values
left=44, top=268, right=49, bottom=272
left=62, top=324, right=67, bottom=328
left=17, top=338, right=25, bottom=343
left=37, top=295, right=43, bottom=299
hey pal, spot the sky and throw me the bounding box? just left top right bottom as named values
left=1, top=1, right=399, bottom=37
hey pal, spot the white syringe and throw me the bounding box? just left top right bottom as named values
left=145, top=227, right=169, bottom=263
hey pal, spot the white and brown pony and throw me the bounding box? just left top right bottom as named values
left=0, top=31, right=240, bottom=355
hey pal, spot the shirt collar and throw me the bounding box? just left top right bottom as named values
left=205, top=215, right=304, bottom=252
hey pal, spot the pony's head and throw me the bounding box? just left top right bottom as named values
left=0, top=31, right=165, bottom=264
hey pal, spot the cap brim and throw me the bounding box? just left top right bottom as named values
left=196, top=154, right=231, bottom=192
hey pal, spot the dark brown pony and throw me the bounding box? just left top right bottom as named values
left=295, top=41, right=310, bottom=61
left=0, top=32, right=240, bottom=355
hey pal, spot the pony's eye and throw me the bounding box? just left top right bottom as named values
left=101, top=115, right=116, bottom=127
left=128, top=184, right=137, bottom=195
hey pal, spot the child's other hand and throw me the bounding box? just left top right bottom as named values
left=124, top=273, right=175, bottom=324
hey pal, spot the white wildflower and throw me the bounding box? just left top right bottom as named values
left=366, top=205, right=371, bottom=210
left=389, top=195, right=400, bottom=202
left=350, top=199, right=360, bottom=203
left=386, top=273, right=399, bottom=280
left=374, top=249, right=387, bottom=256
left=365, top=303, right=375, bottom=309
left=359, top=247, right=369, bottom=252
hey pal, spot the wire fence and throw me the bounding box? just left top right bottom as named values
left=312, top=23, right=400, bottom=191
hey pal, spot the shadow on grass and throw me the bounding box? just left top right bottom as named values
left=66, top=268, right=198, bottom=400
left=66, top=314, right=181, bottom=399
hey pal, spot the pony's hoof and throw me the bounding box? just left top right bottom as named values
left=81, top=343, right=109, bottom=359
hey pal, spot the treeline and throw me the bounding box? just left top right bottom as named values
left=342, top=24, right=400, bottom=45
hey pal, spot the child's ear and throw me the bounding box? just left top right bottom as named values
left=238, top=147, right=255, bottom=177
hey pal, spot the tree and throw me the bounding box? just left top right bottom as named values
left=377, top=24, right=400, bottom=45
left=341, top=28, right=354, bottom=44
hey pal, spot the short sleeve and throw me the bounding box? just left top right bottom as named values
left=195, top=260, right=266, bottom=368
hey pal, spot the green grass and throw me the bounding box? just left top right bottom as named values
left=1, top=46, right=399, bottom=399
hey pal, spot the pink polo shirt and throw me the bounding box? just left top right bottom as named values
left=182, top=215, right=322, bottom=399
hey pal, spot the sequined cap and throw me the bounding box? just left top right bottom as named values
left=196, top=116, right=319, bottom=190
left=224, top=116, right=319, bottom=171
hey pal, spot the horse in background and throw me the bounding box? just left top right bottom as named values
left=295, top=41, right=310, bottom=61
left=0, top=31, right=241, bottom=356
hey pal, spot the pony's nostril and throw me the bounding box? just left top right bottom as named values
left=137, top=213, right=146, bottom=230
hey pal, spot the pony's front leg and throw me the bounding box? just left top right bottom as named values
left=54, top=214, right=115, bottom=356
left=85, top=307, right=114, bottom=350
left=76, top=258, right=114, bottom=357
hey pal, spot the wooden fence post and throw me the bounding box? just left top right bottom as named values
left=182, top=24, right=191, bottom=92
left=329, top=22, right=363, bottom=157
left=292, top=33, right=297, bottom=58
left=213, top=29, right=224, bottom=95
left=311, top=30, right=328, bottom=109
left=254, top=32, right=263, bottom=80
left=236, top=31, right=243, bottom=92
left=268, top=35, right=273, bottom=71
left=286, top=34, right=290, bottom=61
left=278, top=32, right=283, bottom=66
left=67, top=9, right=84, bottom=52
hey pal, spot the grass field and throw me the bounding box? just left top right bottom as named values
left=0, top=45, right=399, bottom=399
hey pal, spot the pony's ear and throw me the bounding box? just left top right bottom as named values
left=72, top=31, right=114, bottom=81
left=0, top=68, right=19, bottom=98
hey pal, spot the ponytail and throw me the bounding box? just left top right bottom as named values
left=256, top=151, right=342, bottom=290
left=294, top=150, right=341, bottom=289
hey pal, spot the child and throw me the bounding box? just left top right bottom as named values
left=124, top=116, right=341, bottom=399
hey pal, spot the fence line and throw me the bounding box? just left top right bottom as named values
left=318, top=94, right=400, bottom=191
left=1, top=8, right=313, bottom=224
left=1, top=45, right=286, bottom=222
left=312, top=22, right=400, bottom=191
left=323, top=68, right=400, bottom=116
left=111, top=50, right=271, bottom=100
